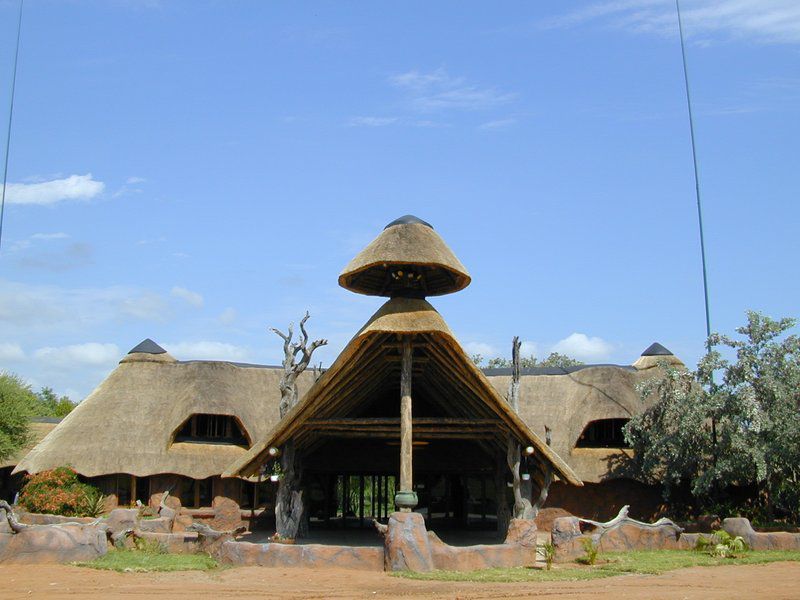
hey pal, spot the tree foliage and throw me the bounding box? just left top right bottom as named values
left=471, top=352, right=584, bottom=369
left=0, top=373, right=35, bottom=463
left=625, top=311, right=800, bottom=522
left=0, top=373, right=76, bottom=463
left=35, top=387, right=77, bottom=418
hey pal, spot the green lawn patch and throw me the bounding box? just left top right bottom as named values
left=392, top=550, right=800, bottom=583
left=75, top=549, right=219, bottom=573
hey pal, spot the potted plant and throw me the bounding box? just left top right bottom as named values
left=269, top=532, right=295, bottom=544
left=268, top=461, right=282, bottom=483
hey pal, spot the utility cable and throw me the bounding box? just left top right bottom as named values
left=0, top=0, right=25, bottom=253
left=675, top=0, right=711, bottom=343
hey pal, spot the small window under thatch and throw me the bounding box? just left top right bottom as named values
left=575, top=418, right=631, bottom=449
left=173, top=414, right=251, bottom=447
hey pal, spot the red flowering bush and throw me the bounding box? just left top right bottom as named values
left=18, top=467, right=104, bottom=517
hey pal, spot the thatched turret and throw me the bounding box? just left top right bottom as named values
left=338, top=215, right=470, bottom=297
left=632, top=342, right=685, bottom=370
left=121, top=338, right=177, bottom=364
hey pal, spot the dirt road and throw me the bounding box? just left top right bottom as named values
left=2, top=562, right=799, bottom=600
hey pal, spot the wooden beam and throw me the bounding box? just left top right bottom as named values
left=399, top=336, right=413, bottom=510
left=307, top=418, right=499, bottom=427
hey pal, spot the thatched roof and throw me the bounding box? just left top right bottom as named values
left=631, top=342, right=685, bottom=371
left=483, top=343, right=688, bottom=483
left=16, top=334, right=680, bottom=486
left=224, top=297, right=582, bottom=487
left=1, top=419, right=60, bottom=470
left=338, top=215, right=471, bottom=297
left=14, top=342, right=314, bottom=479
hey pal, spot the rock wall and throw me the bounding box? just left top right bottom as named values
left=428, top=532, right=533, bottom=571
left=217, top=540, right=384, bottom=571
left=722, top=518, right=800, bottom=551
left=0, top=520, right=108, bottom=564
left=551, top=514, right=683, bottom=561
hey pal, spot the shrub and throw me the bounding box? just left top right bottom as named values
left=580, top=537, right=599, bottom=566
left=18, top=467, right=105, bottom=517
left=542, top=541, right=555, bottom=570
left=694, top=529, right=749, bottom=558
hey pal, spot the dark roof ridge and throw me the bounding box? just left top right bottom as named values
left=384, top=214, right=433, bottom=229
left=482, top=364, right=637, bottom=377
left=128, top=338, right=167, bottom=355
left=641, top=342, right=673, bottom=356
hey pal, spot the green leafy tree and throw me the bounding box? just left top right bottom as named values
left=625, top=311, right=800, bottom=521
left=35, top=387, right=76, bottom=418
left=0, top=373, right=36, bottom=463
left=0, top=373, right=77, bottom=463
left=482, top=352, right=584, bottom=369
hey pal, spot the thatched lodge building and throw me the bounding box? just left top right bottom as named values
left=14, top=215, right=684, bottom=533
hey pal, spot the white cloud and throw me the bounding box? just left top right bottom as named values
left=552, top=333, right=613, bottom=362
left=541, top=0, right=800, bottom=45
left=0, top=279, right=169, bottom=333
left=126, top=176, right=146, bottom=184
left=34, top=342, right=120, bottom=368
left=4, top=174, right=105, bottom=206
left=170, top=286, right=204, bottom=308
left=463, top=341, right=498, bottom=358
left=121, top=292, right=169, bottom=320
left=7, top=232, right=70, bottom=253
left=346, top=116, right=399, bottom=127
left=478, top=118, right=517, bottom=130
left=17, top=242, right=93, bottom=271
left=137, top=236, right=166, bottom=245
left=519, top=340, right=539, bottom=359
left=219, top=307, right=237, bottom=325
left=389, top=68, right=516, bottom=112
left=30, top=232, right=69, bottom=240
left=0, top=342, right=25, bottom=361
left=164, top=341, right=249, bottom=362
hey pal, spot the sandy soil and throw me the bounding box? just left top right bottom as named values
left=2, top=562, right=799, bottom=600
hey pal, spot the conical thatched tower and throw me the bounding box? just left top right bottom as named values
left=229, top=216, right=580, bottom=520
left=632, top=342, right=685, bottom=370
left=339, top=215, right=471, bottom=297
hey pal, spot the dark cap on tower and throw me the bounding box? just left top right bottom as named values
left=338, top=215, right=470, bottom=297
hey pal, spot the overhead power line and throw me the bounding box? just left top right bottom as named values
left=0, top=0, right=25, bottom=253
left=675, top=0, right=712, bottom=343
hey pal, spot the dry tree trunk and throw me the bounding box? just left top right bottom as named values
left=495, top=451, right=512, bottom=534
left=271, top=311, right=327, bottom=539
left=530, top=426, right=553, bottom=519
left=0, top=500, right=29, bottom=533
left=505, top=336, right=534, bottom=520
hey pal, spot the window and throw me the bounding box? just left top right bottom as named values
left=173, top=414, right=250, bottom=447
left=575, top=418, right=631, bottom=448
left=194, top=477, right=213, bottom=507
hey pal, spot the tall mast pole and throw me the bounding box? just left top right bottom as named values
left=676, top=0, right=711, bottom=343
left=0, top=0, right=25, bottom=252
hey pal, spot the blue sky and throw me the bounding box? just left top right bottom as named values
left=0, top=0, right=798, bottom=400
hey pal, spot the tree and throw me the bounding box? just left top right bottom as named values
left=625, top=311, right=800, bottom=522
left=0, top=374, right=77, bottom=464
left=35, top=387, right=76, bottom=418
left=0, top=373, right=36, bottom=463
left=271, top=312, right=327, bottom=539
left=476, top=352, right=584, bottom=369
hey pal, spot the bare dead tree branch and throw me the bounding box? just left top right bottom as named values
left=271, top=312, right=327, bottom=541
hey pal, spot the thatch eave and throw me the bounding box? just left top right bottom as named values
left=223, top=297, right=582, bottom=487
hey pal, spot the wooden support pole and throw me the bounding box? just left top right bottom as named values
left=359, top=475, right=365, bottom=526
left=395, top=336, right=417, bottom=511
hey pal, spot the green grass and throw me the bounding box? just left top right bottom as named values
left=75, top=549, right=219, bottom=573
left=393, top=550, right=800, bottom=583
